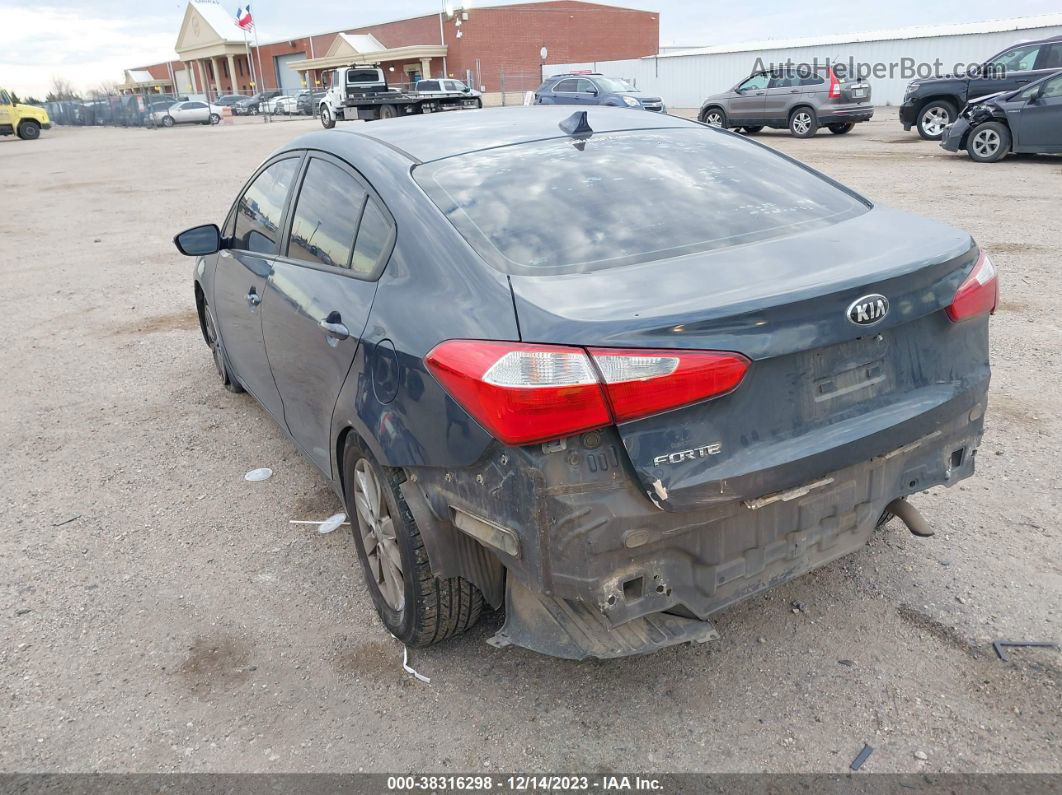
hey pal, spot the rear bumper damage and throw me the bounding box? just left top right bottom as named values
left=402, top=401, right=985, bottom=659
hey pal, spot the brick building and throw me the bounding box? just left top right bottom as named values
left=122, top=0, right=659, bottom=98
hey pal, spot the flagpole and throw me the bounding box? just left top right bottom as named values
left=251, top=10, right=265, bottom=93
left=243, top=25, right=257, bottom=93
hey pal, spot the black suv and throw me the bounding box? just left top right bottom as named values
left=901, top=34, right=1062, bottom=139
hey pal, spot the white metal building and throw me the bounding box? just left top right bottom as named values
left=546, top=13, right=1062, bottom=108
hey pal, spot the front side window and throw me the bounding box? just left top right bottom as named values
left=1040, top=73, right=1062, bottom=99
left=415, top=128, right=869, bottom=274
left=232, top=158, right=299, bottom=255
left=738, top=73, right=770, bottom=92
left=989, top=44, right=1041, bottom=72
left=287, top=158, right=367, bottom=269
left=595, top=77, right=636, bottom=93
left=576, top=79, right=597, bottom=94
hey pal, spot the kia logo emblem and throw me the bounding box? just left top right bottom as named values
left=847, top=294, right=889, bottom=326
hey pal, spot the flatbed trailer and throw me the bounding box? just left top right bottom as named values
left=319, top=66, right=481, bottom=127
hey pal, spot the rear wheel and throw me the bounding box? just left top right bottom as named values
left=378, top=104, right=399, bottom=120
left=320, top=105, right=335, bottom=129
left=700, top=107, right=726, bottom=127
left=343, top=439, right=484, bottom=646
left=966, top=121, right=1011, bottom=163
left=917, top=100, right=955, bottom=140
left=742, top=125, right=764, bottom=134
left=16, top=120, right=41, bottom=140
left=828, top=122, right=854, bottom=134
left=789, top=107, right=818, bottom=138
left=202, top=300, right=243, bottom=393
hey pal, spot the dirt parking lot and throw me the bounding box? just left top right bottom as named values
left=1, top=108, right=1059, bottom=774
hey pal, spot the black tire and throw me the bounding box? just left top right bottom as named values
left=209, top=113, right=220, bottom=125
left=343, top=438, right=484, bottom=647
left=916, top=100, right=956, bottom=141
left=828, top=122, right=855, bottom=134
left=699, top=107, right=726, bottom=128
left=966, top=121, right=1011, bottom=163
left=378, top=104, right=399, bottom=120
left=741, top=125, right=764, bottom=134
left=16, top=120, right=41, bottom=140
left=474, top=98, right=483, bottom=109
left=202, top=301, right=243, bottom=393
left=789, top=107, right=818, bottom=138
left=320, top=106, right=335, bottom=129
left=161, top=115, right=175, bottom=128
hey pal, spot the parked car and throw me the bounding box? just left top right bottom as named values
left=901, top=33, right=1062, bottom=140
left=173, top=107, right=994, bottom=660
left=233, top=90, right=282, bottom=115
left=0, top=87, right=51, bottom=140
left=296, top=90, right=327, bottom=115
left=699, top=65, right=872, bottom=137
left=535, top=73, right=664, bottom=112
left=213, top=94, right=245, bottom=107
left=415, top=79, right=483, bottom=107
left=152, top=100, right=223, bottom=126
left=264, top=95, right=298, bottom=114
left=941, top=70, right=1062, bottom=162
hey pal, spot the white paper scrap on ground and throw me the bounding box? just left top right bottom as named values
left=403, top=646, right=431, bottom=683
left=244, top=467, right=273, bottom=482
left=316, top=512, right=346, bottom=534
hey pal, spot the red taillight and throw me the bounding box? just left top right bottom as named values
left=828, top=68, right=841, bottom=99
left=946, top=252, right=998, bottom=322
left=425, top=341, right=749, bottom=446
left=589, top=348, right=749, bottom=422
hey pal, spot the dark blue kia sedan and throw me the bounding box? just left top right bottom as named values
left=174, top=107, right=995, bottom=659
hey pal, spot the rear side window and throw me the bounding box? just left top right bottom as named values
left=351, top=199, right=395, bottom=277
left=1042, top=43, right=1062, bottom=69
left=287, top=158, right=367, bottom=269
left=415, top=127, right=869, bottom=274
left=800, top=73, right=825, bottom=86
left=419, top=81, right=439, bottom=91
left=232, top=158, right=299, bottom=255
left=553, top=79, right=578, bottom=92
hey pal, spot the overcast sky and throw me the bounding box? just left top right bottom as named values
left=1, top=0, right=1058, bottom=97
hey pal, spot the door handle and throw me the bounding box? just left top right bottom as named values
left=1016, top=79, right=1029, bottom=84
left=319, top=318, right=349, bottom=340
left=246, top=290, right=261, bottom=307
left=789, top=89, right=800, bottom=93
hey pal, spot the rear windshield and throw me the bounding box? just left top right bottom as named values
left=414, top=127, right=869, bottom=274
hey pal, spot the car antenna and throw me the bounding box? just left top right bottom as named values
left=559, top=110, right=593, bottom=137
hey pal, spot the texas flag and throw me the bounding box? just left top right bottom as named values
left=234, top=5, right=254, bottom=31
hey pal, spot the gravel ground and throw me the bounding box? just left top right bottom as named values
left=1, top=109, right=1059, bottom=774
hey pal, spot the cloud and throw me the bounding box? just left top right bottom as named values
left=0, top=6, right=180, bottom=97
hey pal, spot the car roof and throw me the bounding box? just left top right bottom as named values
left=327, top=106, right=696, bottom=163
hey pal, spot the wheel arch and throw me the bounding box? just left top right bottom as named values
left=193, top=281, right=210, bottom=346
left=699, top=104, right=724, bottom=122
left=788, top=103, right=816, bottom=121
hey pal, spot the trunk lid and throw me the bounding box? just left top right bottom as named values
left=509, top=206, right=987, bottom=510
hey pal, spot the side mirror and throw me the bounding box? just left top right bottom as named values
left=587, top=88, right=598, bottom=96
left=174, top=224, right=222, bottom=256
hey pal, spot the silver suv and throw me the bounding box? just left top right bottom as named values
left=699, top=66, right=872, bottom=137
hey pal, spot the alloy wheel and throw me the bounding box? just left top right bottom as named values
left=921, top=107, right=950, bottom=137
left=793, top=112, right=812, bottom=135
left=971, top=128, right=1000, bottom=158
left=203, top=309, right=225, bottom=381
left=353, top=459, right=404, bottom=612
left=704, top=110, right=723, bottom=127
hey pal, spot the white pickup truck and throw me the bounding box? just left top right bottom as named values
left=318, top=65, right=480, bottom=127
